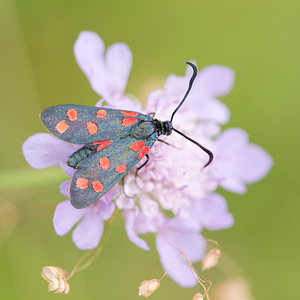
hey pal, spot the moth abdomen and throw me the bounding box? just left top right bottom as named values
left=67, top=145, right=94, bottom=168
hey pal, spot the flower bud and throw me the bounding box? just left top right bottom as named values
left=193, top=292, right=204, bottom=300
left=201, top=248, right=221, bottom=271
left=138, top=279, right=160, bottom=297
left=41, top=266, right=70, bottom=294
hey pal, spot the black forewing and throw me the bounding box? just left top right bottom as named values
left=41, top=104, right=144, bottom=144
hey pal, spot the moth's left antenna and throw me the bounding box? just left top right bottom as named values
left=170, top=61, right=197, bottom=122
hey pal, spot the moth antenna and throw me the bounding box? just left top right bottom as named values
left=170, top=61, right=197, bottom=122
left=172, top=127, right=213, bottom=168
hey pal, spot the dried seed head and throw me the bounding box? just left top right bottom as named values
left=41, top=266, right=70, bottom=294
left=201, top=248, right=221, bottom=271
left=193, top=292, right=204, bottom=300
left=138, top=279, right=160, bottom=297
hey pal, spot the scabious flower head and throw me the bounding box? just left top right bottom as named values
left=22, top=31, right=273, bottom=288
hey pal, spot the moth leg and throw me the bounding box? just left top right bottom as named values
left=135, top=154, right=150, bottom=189
left=157, top=139, right=180, bottom=149
left=121, top=175, right=134, bottom=198
left=148, top=112, right=156, bottom=118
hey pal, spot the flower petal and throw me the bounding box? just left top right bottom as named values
left=194, top=96, right=230, bottom=125
left=59, top=181, right=70, bottom=198
left=201, top=194, right=234, bottom=230
left=198, top=65, right=235, bottom=97
left=163, top=74, right=187, bottom=100
left=156, top=234, right=194, bottom=287
left=156, top=228, right=206, bottom=287
left=124, top=210, right=150, bottom=251
left=220, top=176, right=247, bottom=194
left=72, top=213, right=104, bottom=250
left=60, top=162, right=76, bottom=177
left=98, top=96, right=142, bottom=111
left=74, top=31, right=110, bottom=98
left=53, top=200, right=85, bottom=236
left=22, top=133, right=77, bottom=169
left=74, top=31, right=133, bottom=105
left=213, top=128, right=273, bottom=193
left=101, top=184, right=119, bottom=204
left=238, top=143, right=273, bottom=184
left=96, top=199, right=115, bottom=220
left=144, top=89, right=162, bottom=113
left=215, top=127, right=248, bottom=150
left=73, top=31, right=105, bottom=83
left=105, top=42, right=132, bottom=89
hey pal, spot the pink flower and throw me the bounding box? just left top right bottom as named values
left=22, top=31, right=273, bottom=287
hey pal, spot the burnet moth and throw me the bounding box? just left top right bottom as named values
left=41, top=62, right=213, bottom=209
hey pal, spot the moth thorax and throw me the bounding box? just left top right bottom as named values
left=130, top=121, right=157, bottom=139
left=156, top=120, right=172, bottom=136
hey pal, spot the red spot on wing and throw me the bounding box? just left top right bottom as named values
left=87, top=122, right=98, bottom=134
left=99, top=157, right=110, bottom=170
left=138, top=146, right=151, bottom=159
left=76, top=178, right=88, bottom=190
left=129, top=141, right=145, bottom=152
left=67, top=109, right=77, bottom=121
left=93, top=140, right=113, bottom=151
left=92, top=180, right=103, bottom=193
left=56, top=120, right=69, bottom=134
left=115, top=164, right=127, bottom=173
left=96, top=109, right=107, bottom=118
left=121, top=111, right=139, bottom=117
left=122, top=117, right=137, bottom=127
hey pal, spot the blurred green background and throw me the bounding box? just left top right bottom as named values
left=0, top=0, right=299, bottom=299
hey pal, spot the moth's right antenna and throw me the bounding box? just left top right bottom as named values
left=171, top=61, right=214, bottom=168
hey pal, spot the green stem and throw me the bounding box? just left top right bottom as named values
left=0, top=167, right=68, bottom=191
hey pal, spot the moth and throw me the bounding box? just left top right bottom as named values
left=41, top=62, right=213, bottom=209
